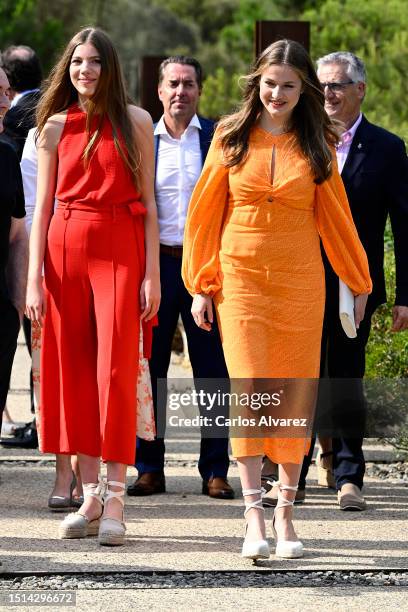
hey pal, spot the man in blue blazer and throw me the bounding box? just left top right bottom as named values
left=127, top=56, right=234, bottom=499
left=299, top=52, right=408, bottom=511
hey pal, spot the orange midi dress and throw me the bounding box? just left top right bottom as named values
left=182, top=127, right=372, bottom=464
left=40, top=103, right=149, bottom=465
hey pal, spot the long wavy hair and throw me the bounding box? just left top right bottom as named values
left=36, top=27, right=140, bottom=185
left=217, top=39, right=339, bottom=184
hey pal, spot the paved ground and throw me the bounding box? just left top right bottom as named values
left=4, top=586, right=408, bottom=612
left=0, top=332, right=407, bottom=609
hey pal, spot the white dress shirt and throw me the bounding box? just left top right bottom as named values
left=154, top=114, right=202, bottom=246
left=20, top=127, right=38, bottom=232
left=11, top=88, right=40, bottom=107
left=336, top=113, right=363, bottom=173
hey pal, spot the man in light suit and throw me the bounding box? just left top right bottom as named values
left=127, top=56, right=234, bottom=499
left=300, top=52, right=408, bottom=510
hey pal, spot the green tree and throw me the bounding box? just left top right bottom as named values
left=95, top=0, right=197, bottom=98
left=199, top=67, right=241, bottom=119
left=303, top=0, right=408, bottom=141
left=198, top=0, right=287, bottom=117
left=0, top=0, right=68, bottom=72
left=152, top=0, right=236, bottom=44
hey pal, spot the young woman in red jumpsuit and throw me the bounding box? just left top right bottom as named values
left=26, top=28, right=160, bottom=546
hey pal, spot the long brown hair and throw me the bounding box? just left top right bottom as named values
left=217, top=39, right=339, bottom=184
left=36, top=27, right=140, bottom=185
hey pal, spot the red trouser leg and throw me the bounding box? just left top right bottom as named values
left=88, top=213, right=143, bottom=464
left=41, top=209, right=143, bottom=463
left=41, top=212, right=100, bottom=456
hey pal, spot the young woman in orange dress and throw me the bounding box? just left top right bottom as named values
left=182, top=40, right=372, bottom=560
left=26, top=28, right=160, bottom=546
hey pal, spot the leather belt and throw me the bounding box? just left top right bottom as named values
left=160, top=244, right=183, bottom=258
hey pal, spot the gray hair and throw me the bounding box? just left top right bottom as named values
left=316, top=52, right=366, bottom=83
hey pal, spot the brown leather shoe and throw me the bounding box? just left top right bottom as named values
left=126, top=472, right=166, bottom=496
left=202, top=476, right=235, bottom=499
left=338, top=483, right=366, bottom=511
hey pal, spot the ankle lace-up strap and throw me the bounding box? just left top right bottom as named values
left=82, top=476, right=105, bottom=505
left=104, top=481, right=126, bottom=508
left=242, top=488, right=265, bottom=516
left=274, top=482, right=298, bottom=510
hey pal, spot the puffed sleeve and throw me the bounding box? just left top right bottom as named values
left=315, top=153, right=372, bottom=295
left=182, top=130, right=229, bottom=296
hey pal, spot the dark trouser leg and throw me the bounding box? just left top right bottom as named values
left=326, top=304, right=372, bottom=491
left=0, top=300, right=20, bottom=431
left=135, top=253, right=180, bottom=474
left=180, top=284, right=230, bottom=481
left=332, top=437, right=365, bottom=490
left=298, top=310, right=329, bottom=487
left=298, top=437, right=316, bottom=490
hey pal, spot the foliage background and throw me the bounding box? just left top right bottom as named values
left=1, top=0, right=407, bottom=389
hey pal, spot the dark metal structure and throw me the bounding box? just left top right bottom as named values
left=255, top=21, right=310, bottom=54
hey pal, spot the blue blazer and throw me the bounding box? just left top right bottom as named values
left=324, top=114, right=408, bottom=312
left=154, top=116, right=215, bottom=172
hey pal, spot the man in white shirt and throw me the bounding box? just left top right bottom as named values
left=127, top=56, right=234, bottom=500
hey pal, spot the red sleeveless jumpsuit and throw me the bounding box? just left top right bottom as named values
left=40, top=103, right=147, bottom=465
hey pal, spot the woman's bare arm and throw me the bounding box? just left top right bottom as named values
left=26, top=113, right=66, bottom=325
left=129, top=105, right=160, bottom=321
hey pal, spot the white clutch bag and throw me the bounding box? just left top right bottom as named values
left=339, top=279, right=357, bottom=338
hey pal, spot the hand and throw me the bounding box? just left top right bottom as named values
left=140, top=274, right=160, bottom=321
left=391, top=305, right=408, bottom=332
left=25, top=279, right=46, bottom=327
left=191, top=294, right=213, bottom=331
left=354, top=293, right=368, bottom=329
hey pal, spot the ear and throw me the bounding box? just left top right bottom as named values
left=158, top=84, right=163, bottom=102
left=357, top=81, right=365, bottom=100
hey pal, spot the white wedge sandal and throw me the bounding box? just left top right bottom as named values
left=98, top=480, right=126, bottom=546
left=272, top=482, right=304, bottom=559
left=59, top=478, right=105, bottom=539
left=241, top=488, right=270, bottom=560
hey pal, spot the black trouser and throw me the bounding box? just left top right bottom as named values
left=299, top=264, right=373, bottom=491
left=0, top=299, right=20, bottom=431
left=135, top=252, right=230, bottom=481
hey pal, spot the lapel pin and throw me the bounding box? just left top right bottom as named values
left=357, top=143, right=362, bottom=149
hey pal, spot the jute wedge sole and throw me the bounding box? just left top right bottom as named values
left=98, top=517, right=126, bottom=546
left=98, top=481, right=126, bottom=547
left=59, top=515, right=100, bottom=539
left=58, top=478, right=105, bottom=539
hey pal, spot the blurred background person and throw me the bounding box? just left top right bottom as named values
left=0, top=45, right=42, bottom=449
left=20, top=126, right=83, bottom=510
left=0, top=66, right=28, bottom=437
